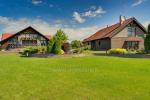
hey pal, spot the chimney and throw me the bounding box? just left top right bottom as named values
left=120, top=15, right=126, bottom=24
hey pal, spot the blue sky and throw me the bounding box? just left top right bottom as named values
left=0, top=0, right=150, bottom=40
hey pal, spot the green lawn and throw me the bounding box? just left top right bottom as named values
left=0, top=53, right=150, bottom=100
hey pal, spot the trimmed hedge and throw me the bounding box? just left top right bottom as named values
left=108, top=48, right=127, bottom=54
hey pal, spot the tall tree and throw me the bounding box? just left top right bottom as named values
left=54, top=29, right=68, bottom=43
left=144, top=24, right=150, bottom=53
left=48, top=29, right=68, bottom=54
left=47, top=38, right=55, bottom=53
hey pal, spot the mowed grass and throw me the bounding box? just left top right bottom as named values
left=0, top=53, right=150, bottom=100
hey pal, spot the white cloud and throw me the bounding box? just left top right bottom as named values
left=143, top=21, right=150, bottom=29
left=83, top=6, right=106, bottom=17
left=63, top=26, right=100, bottom=41
left=132, top=0, right=145, bottom=7
left=49, top=4, right=54, bottom=8
left=0, top=16, right=100, bottom=41
left=32, top=0, right=42, bottom=5
left=73, top=6, right=106, bottom=23
left=90, top=6, right=97, bottom=10
left=73, top=12, right=85, bottom=23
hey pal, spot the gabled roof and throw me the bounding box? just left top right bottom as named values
left=1, top=33, right=13, bottom=41
left=84, top=17, right=146, bottom=42
left=44, top=35, right=52, bottom=40
left=0, top=26, right=51, bottom=43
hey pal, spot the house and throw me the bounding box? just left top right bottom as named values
left=0, top=26, right=51, bottom=50
left=83, top=16, right=147, bottom=50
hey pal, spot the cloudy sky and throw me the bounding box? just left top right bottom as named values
left=0, top=0, right=150, bottom=41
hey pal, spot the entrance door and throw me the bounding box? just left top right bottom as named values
left=91, top=41, right=96, bottom=50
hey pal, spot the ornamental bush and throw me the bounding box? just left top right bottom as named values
left=24, top=46, right=38, bottom=54
left=59, top=49, right=64, bottom=54
left=22, top=46, right=47, bottom=56
left=72, top=48, right=84, bottom=54
left=83, top=45, right=91, bottom=50
left=136, top=49, right=146, bottom=54
left=71, top=40, right=83, bottom=49
left=37, top=46, right=47, bottom=54
left=108, top=48, right=127, bottom=54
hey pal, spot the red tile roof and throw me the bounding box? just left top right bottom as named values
left=1, top=33, right=13, bottom=41
left=83, top=17, right=146, bottom=42
left=44, top=35, right=52, bottom=39
left=84, top=23, right=120, bottom=42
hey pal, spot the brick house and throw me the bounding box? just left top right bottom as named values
left=83, top=16, right=147, bottom=50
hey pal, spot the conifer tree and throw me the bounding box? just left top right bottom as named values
left=144, top=24, right=150, bottom=53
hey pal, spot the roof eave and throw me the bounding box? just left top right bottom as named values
left=0, top=26, right=50, bottom=43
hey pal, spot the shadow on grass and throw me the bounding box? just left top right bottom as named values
left=20, top=53, right=57, bottom=58
left=19, top=52, right=150, bottom=59
left=93, top=53, right=150, bottom=59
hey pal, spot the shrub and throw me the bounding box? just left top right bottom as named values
left=22, top=46, right=37, bottom=57
left=136, top=49, right=146, bottom=54
left=22, top=46, right=47, bottom=56
left=83, top=45, right=91, bottom=50
left=59, top=49, right=64, bottom=54
left=71, top=45, right=90, bottom=54
left=25, top=46, right=38, bottom=54
left=127, top=49, right=137, bottom=54
left=38, top=46, right=47, bottom=54
left=71, top=40, right=83, bottom=49
left=108, top=48, right=127, bottom=54
left=72, top=48, right=83, bottom=54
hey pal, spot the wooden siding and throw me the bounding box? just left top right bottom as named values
left=112, top=23, right=145, bottom=49
left=90, top=38, right=111, bottom=50
left=113, top=23, right=145, bottom=38
left=1, top=28, right=48, bottom=50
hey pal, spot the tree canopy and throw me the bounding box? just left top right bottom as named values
left=144, top=24, right=150, bottom=53
left=48, top=29, right=68, bottom=54
left=71, top=40, right=83, bottom=49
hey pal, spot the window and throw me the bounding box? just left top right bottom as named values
left=22, top=40, right=37, bottom=46
left=128, top=27, right=136, bottom=36
left=137, top=34, right=145, bottom=38
left=41, top=40, right=46, bottom=46
left=126, top=41, right=139, bottom=49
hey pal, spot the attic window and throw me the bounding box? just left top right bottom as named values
left=128, top=27, right=136, bottom=36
